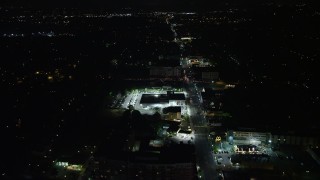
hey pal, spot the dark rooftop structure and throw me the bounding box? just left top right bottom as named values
left=150, top=66, right=181, bottom=77
left=140, top=94, right=169, bottom=104
left=130, top=144, right=195, bottom=163
left=140, top=91, right=185, bottom=104
left=201, top=88, right=224, bottom=99
left=163, top=106, right=181, bottom=114
left=167, top=90, right=186, bottom=100
left=178, top=129, right=193, bottom=134
left=92, top=144, right=197, bottom=180
left=168, top=93, right=186, bottom=100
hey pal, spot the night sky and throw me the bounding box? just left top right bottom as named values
left=3, top=0, right=319, bottom=9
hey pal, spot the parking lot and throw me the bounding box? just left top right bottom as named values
left=120, top=88, right=189, bottom=116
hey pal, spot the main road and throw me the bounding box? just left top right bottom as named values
left=167, top=15, right=218, bottom=179
left=187, top=80, right=218, bottom=180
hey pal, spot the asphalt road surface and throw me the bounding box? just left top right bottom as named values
left=169, top=18, right=218, bottom=179
left=187, top=82, right=218, bottom=180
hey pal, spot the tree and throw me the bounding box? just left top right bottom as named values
left=128, top=105, right=134, bottom=111
left=152, top=112, right=161, bottom=121
left=131, top=110, right=142, bottom=122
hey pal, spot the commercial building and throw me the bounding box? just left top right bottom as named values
left=167, top=91, right=186, bottom=106
left=271, top=134, right=320, bottom=146
left=150, top=66, right=181, bottom=77
left=201, top=88, right=224, bottom=111
left=202, top=71, right=219, bottom=81
left=91, top=142, right=197, bottom=180
left=163, top=106, right=182, bottom=121
left=191, top=66, right=219, bottom=81
left=140, top=91, right=186, bottom=108
left=227, top=129, right=320, bottom=147
left=227, top=130, right=272, bottom=146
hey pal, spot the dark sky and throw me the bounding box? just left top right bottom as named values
left=2, top=0, right=316, bottom=9
left=3, top=0, right=222, bottom=7
left=1, top=1, right=319, bottom=13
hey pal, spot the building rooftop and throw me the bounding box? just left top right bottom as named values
left=140, top=92, right=185, bottom=104
left=163, top=106, right=181, bottom=113
left=129, top=144, right=195, bottom=164
left=140, top=94, right=169, bottom=104
left=168, top=93, right=186, bottom=100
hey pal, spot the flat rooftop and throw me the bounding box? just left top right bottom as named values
left=140, top=93, right=185, bottom=104
left=163, top=106, right=181, bottom=113
left=140, top=94, right=169, bottom=104
left=168, top=93, right=185, bottom=100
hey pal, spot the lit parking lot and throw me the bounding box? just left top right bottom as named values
left=168, top=130, right=195, bottom=145
left=120, top=88, right=190, bottom=116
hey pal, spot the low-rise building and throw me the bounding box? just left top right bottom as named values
left=227, top=130, right=272, bottom=146
left=91, top=143, right=197, bottom=180
left=140, top=91, right=186, bottom=108
left=163, top=106, right=181, bottom=120
left=150, top=66, right=181, bottom=77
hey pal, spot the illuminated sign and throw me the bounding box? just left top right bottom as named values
left=215, top=136, right=221, bottom=142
